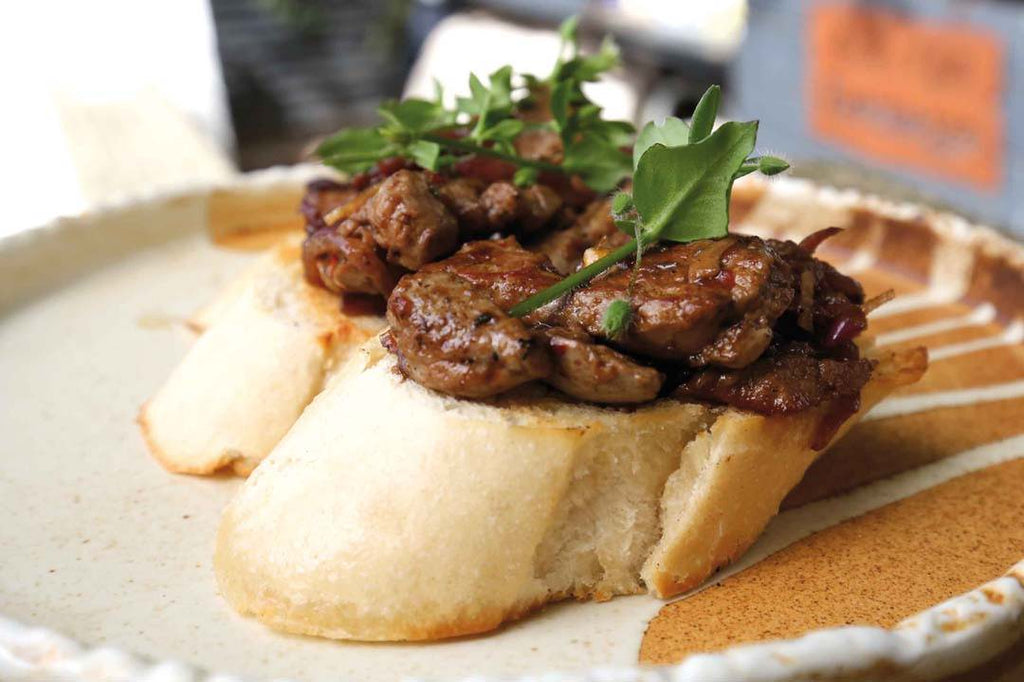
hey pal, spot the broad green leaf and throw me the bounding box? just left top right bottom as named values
left=633, top=120, right=757, bottom=243
left=633, top=117, right=690, bottom=169
left=407, top=140, right=441, bottom=170
left=316, top=127, right=398, bottom=172
left=688, top=85, right=720, bottom=143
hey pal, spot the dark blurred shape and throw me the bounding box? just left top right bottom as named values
left=734, top=0, right=1024, bottom=233
left=211, top=0, right=423, bottom=169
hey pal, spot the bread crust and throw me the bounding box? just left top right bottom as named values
left=139, top=237, right=384, bottom=475
left=213, top=338, right=926, bottom=640
left=642, top=346, right=928, bottom=597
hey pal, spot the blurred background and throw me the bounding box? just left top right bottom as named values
left=1, top=0, right=1021, bottom=237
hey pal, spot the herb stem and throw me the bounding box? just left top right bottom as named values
left=421, top=133, right=566, bottom=175
left=510, top=236, right=648, bottom=317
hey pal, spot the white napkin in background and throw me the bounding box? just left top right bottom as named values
left=404, top=13, right=643, bottom=124
left=0, top=0, right=235, bottom=238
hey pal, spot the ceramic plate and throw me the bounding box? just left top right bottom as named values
left=1, top=168, right=1021, bottom=682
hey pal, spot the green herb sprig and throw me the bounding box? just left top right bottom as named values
left=508, top=86, right=789, bottom=336
left=316, top=18, right=633, bottom=192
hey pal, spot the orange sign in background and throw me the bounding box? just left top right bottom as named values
left=807, top=3, right=1005, bottom=192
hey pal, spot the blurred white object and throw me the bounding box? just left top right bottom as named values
left=0, top=0, right=235, bottom=237
left=404, top=13, right=641, bottom=123
left=600, top=0, right=747, bottom=62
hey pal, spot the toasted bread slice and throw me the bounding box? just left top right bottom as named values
left=139, top=237, right=384, bottom=475
left=213, top=337, right=926, bottom=640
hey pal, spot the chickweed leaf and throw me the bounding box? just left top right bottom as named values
left=633, top=117, right=690, bottom=169
left=317, top=127, right=400, bottom=173
left=688, top=85, right=721, bottom=144
left=378, top=98, right=453, bottom=135
left=407, top=140, right=441, bottom=171
left=633, top=120, right=758, bottom=243
left=558, top=15, right=579, bottom=49
left=563, top=137, right=632, bottom=193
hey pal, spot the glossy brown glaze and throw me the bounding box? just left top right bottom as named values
left=385, top=271, right=551, bottom=398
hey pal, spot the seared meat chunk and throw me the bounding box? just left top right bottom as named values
left=534, top=198, right=627, bottom=274
left=386, top=271, right=550, bottom=398
left=513, top=128, right=563, bottom=163
left=768, top=234, right=866, bottom=349
left=673, top=342, right=874, bottom=416
left=368, top=170, right=459, bottom=270
left=517, top=185, right=563, bottom=233
left=300, top=179, right=359, bottom=233
left=436, top=177, right=490, bottom=235
left=565, top=237, right=793, bottom=366
left=424, top=237, right=562, bottom=315
left=302, top=226, right=397, bottom=296
left=383, top=230, right=873, bottom=414
left=541, top=327, right=664, bottom=404
left=436, top=178, right=563, bottom=238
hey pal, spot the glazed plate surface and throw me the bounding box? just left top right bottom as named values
left=1, top=169, right=1021, bottom=681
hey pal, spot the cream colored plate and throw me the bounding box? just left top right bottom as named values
left=0, top=168, right=1020, bottom=682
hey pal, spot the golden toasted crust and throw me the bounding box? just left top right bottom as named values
left=213, top=338, right=925, bottom=641
left=139, top=237, right=385, bottom=476
left=643, top=346, right=929, bottom=597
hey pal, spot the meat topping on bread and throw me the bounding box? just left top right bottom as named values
left=382, top=231, right=874, bottom=423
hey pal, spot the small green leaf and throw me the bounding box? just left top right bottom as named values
left=513, top=167, right=539, bottom=186
left=407, top=140, right=441, bottom=170
left=558, top=15, right=579, bottom=48
left=633, top=120, right=758, bottom=243
left=317, top=127, right=399, bottom=172
left=611, top=191, right=634, bottom=215
left=479, top=118, right=524, bottom=142
left=563, top=137, right=632, bottom=192
left=688, top=85, right=721, bottom=143
left=601, top=299, right=633, bottom=339
left=575, top=36, right=620, bottom=81
left=633, top=117, right=690, bottom=169
left=549, top=80, right=571, bottom=132
left=757, top=155, right=790, bottom=175
left=378, top=98, right=452, bottom=134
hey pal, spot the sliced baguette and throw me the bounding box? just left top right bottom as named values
left=139, top=237, right=385, bottom=475
left=214, top=337, right=926, bottom=640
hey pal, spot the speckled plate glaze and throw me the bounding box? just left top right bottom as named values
left=1, top=168, right=1021, bottom=682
